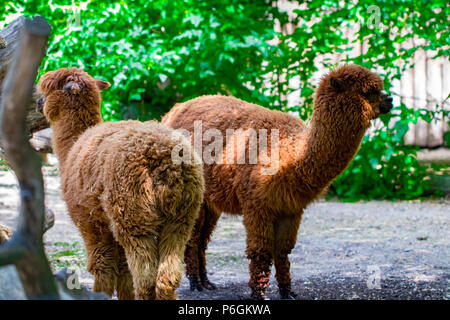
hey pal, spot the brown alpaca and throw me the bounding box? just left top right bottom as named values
left=162, top=65, right=393, bottom=299
left=37, top=68, right=204, bottom=300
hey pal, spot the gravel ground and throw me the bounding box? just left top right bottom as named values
left=0, top=161, right=449, bottom=300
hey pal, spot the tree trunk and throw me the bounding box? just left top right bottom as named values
left=0, top=16, right=49, bottom=138
left=0, top=15, right=59, bottom=299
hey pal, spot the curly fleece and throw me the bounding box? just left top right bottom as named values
left=162, top=64, right=390, bottom=299
left=38, top=68, right=204, bottom=300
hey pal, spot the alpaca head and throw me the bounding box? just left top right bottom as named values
left=36, top=67, right=110, bottom=122
left=316, top=65, right=393, bottom=126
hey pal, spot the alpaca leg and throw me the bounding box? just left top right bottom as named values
left=185, top=204, right=205, bottom=291
left=84, top=234, right=118, bottom=297
left=244, top=214, right=275, bottom=300
left=274, top=214, right=302, bottom=300
left=115, top=246, right=134, bottom=300
left=185, top=241, right=201, bottom=291
left=76, top=209, right=118, bottom=297
left=198, top=204, right=220, bottom=290
left=119, top=235, right=159, bottom=300
left=156, top=216, right=196, bottom=300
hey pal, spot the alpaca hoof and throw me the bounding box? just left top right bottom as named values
left=250, top=295, right=268, bottom=300
left=202, top=280, right=217, bottom=290
left=278, top=284, right=297, bottom=300
left=250, top=291, right=267, bottom=300
left=201, top=274, right=217, bottom=290
left=189, top=276, right=204, bottom=292
left=280, top=292, right=297, bottom=300
left=279, top=286, right=298, bottom=300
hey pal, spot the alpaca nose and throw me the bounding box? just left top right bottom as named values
left=380, top=96, right=393, bottom=114
left=36, top=97, right=45, bottom=113
left=63, top=81, right=81, bottom=94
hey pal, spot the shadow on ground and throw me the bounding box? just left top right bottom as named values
left=178, top=275, right=448, bottom=300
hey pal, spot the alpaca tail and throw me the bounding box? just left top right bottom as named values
left=155, top=174, right=203, bottom=300
left=153, top=142, right=204, bottom=218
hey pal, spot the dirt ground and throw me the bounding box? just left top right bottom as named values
left=0, top=160, right=449, bottom=300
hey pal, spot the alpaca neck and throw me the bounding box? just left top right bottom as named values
left=51, top=109, right=102, bottom=167
left=296, top=110, right=368, bottom=192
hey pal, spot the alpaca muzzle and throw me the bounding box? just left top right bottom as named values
left=36, top=96, right=45, bottom=113
left=380, top=95, right=393, bottom=114
left=63, top=81, right=81, bottom=94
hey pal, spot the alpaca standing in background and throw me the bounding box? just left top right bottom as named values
left=37, top=68, right=204, bottom=300
left=162, top=65, right=393, bottom=299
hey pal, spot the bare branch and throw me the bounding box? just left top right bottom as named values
left=29, top=128, right=53, bottom=153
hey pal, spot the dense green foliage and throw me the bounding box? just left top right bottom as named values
left=2, top=0, right=283, bottom=120
left=278, top=0, right=449, bottom=200
left=1, top=0, right=448, bottom=200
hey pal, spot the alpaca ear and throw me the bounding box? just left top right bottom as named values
left=96, top=80, right=111, bottom=91
left=38, top=70, right=62, bottom=94
left=330, top=77, right=346, bottom=92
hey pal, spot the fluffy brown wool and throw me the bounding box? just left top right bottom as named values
left=162, top=64, right=393, bottom=299
left=37, top=68, right=204, bottom=300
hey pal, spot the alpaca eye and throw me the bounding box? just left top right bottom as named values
left=362, top=91, right=378, bottom=99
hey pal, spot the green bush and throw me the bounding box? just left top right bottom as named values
left=1, top=0, right=448, bottom=200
